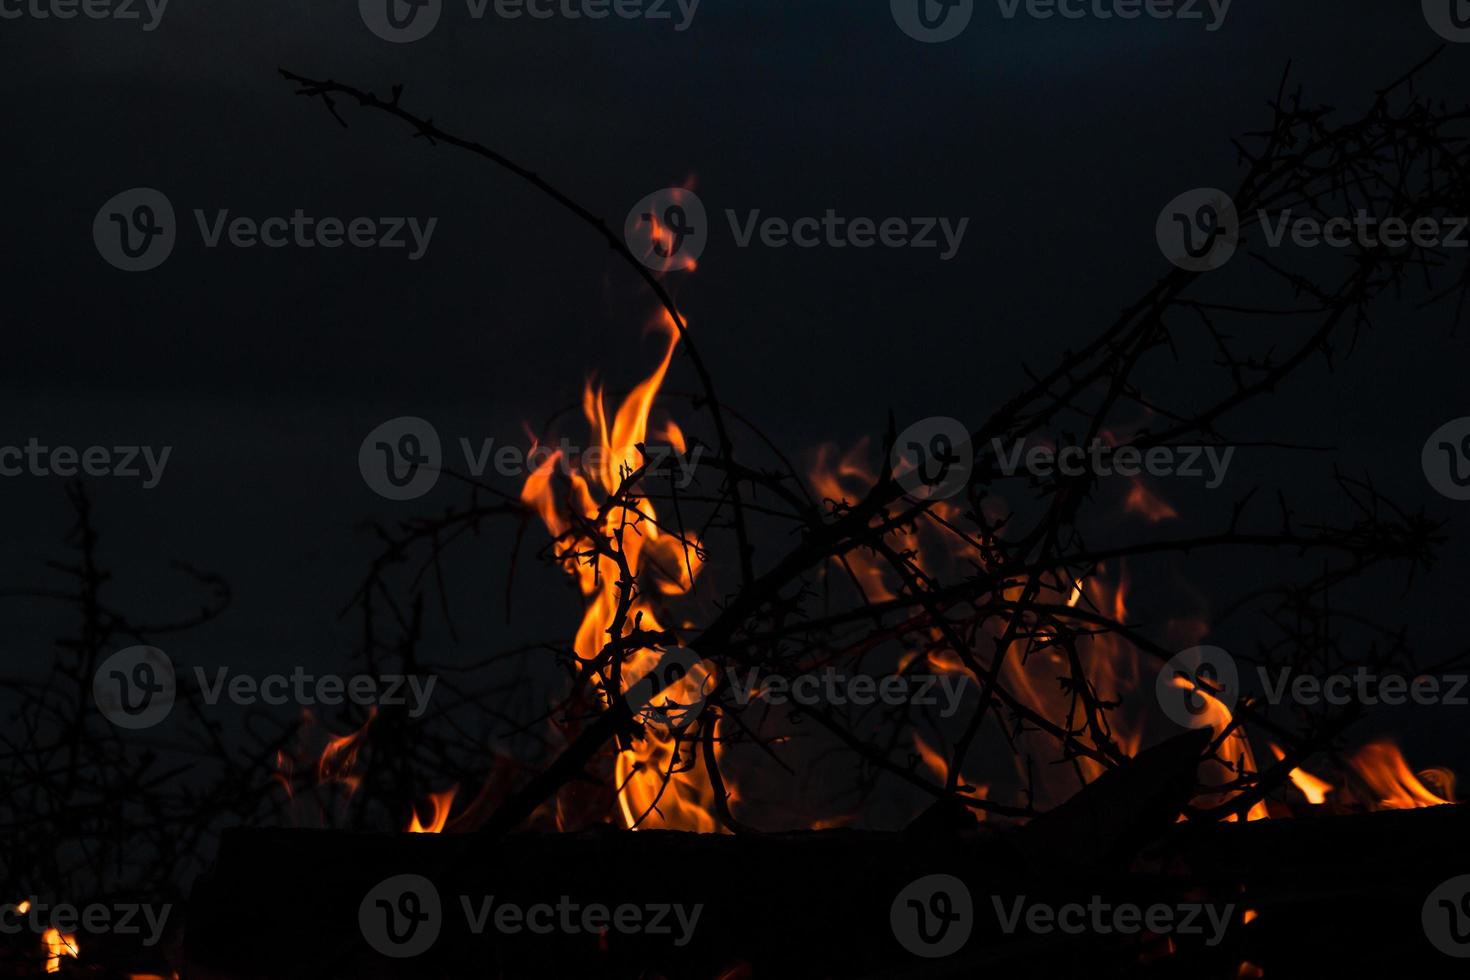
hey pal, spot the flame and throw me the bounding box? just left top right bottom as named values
left=1125, top=480, right=1177, bottom=522
left=1268, top=743, right=1333, bottom=805
left=315, top=708, right=376, bottom=795
left=42, top=927, right=78, bottom=973
left=1349, top=740, right=1453, bottom=809
left=912, top=731, right=949, bottom=785
left=522, top=310, right=724, bottom=832
left=408, top=786, right=459, bottom=833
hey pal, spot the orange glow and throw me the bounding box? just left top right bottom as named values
left=1349, top=740, right=1453, bottom=809
left=1125, top=480, right=1178, bottom=522
left=912, top=731, right=949, bottom=785
left=521, top=310, right=725, bottom=832
left=408, top=786, right=459, bottom=833
left=41, top=927, right=77, bottom=973
left=1268, top=743, right=1333, bottom=805
left=316, top=708, right=376, bottom=795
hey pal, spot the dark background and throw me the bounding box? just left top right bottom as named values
left=4, top=1, right=1469, bottom=794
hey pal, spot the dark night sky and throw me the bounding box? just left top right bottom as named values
left=4, top=1, right=1470, bottom=778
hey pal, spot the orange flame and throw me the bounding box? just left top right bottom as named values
left=1349, top=740, right=1453, bottom=809
left=408, top=786, right=459, bottom=833
left=1268, top=743, right=1333, bottom=805
left=522, top=311, right=725, bottom=832
left=42, top=927, right=78, bottom=973
left=316, top=708, right=376, bottom=795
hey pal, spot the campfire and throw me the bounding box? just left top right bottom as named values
left=8, top=53, right=1470, bottom=980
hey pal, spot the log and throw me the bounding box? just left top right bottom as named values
left=183, top=804, right=1470, bottom=979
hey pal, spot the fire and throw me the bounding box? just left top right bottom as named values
left=521, top=309, right=724, bottom=832
left=316, top=708, right=375, bottom=793
left=912, top=731, right=949, bottom=785
left=41, top=927, right=77, bottom=973
left=1268, top=743, right=1333, bottom=805
left=408, top=787, right=459, bottom=833
left=1350, top=740, right=1453, bottom=809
